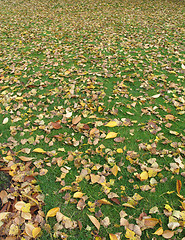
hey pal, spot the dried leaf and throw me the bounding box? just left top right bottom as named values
left=72, top=115, right=81, bottom=125
left=87, top=214, right=100, bottom=230
left=18, top=156, right=34, bottom=161
left=140, top=171, right=148, bottom=181
left=109, top=233, right=118, bottom=240
left=162, top=230, right=174, bottom=239
left=3, top=117, right=9, bottom=124
left=176, top=180, right=182, bottom=194
left=144, top=218, right=159, bottom=228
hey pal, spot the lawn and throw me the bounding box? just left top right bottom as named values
left=0, top=0, right=185, bottom=239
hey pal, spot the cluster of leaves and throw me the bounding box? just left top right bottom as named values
left=0, top=0, right=185, bottom=239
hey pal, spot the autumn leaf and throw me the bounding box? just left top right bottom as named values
left=109, top=233, right=118, bottom=240
left=87, top=214, right=100, bottom=230
left=111, top=164, right=118, bottom=176
left=46, top=207, right=60, bottom=220
left=176, top=180, right=182, bottom=194
left=162, top=230, right=174, bottom=239
left=72, top=115, right=81, bottom=125
left=140, top=171, right=148, bottom=181
left=105, top=121, right=118, bottom=127
left=32, top=227, right=41, bottom=238
left=2, top=117, right=9, bottom=124
left=144, top=218, right=159, bottom=228
left=33, top=148, right=46, bottom=153
left=153, top=227, right=163, bottom=235
left=105, top=132, right=118, bottom=139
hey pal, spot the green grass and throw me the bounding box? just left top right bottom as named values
left=0, top=0, right=185, bottom=239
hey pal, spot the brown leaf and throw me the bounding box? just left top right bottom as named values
left=77, top=220, right=83, bottom=231
left=109, top=233, right=118, bottom=240
left=87, top=214, right=100, bottom=230
left=51, top=120, right=62, bottom=129
left=144, top=218, right=159, bottom=228
left=72, top=115, right=81, bottom=125
left=110, top=198, right=121, bottom=205
left=18, top=156, right=34, bottom=162
left=162, top=230, right=174, bottom=239
left=176, top=180, right=182, bottom=194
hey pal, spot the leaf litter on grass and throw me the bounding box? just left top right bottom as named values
left=0, top=0, right=185, bottom=239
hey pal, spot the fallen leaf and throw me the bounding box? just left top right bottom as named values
left=144, top=218, right=159, bottom=228
left=176, top=180, right=182, bottom=194
left=87, top=214, right=100, bottom=230
left=105, top=121, right=118, bottom=127
left=105, top=132, right=118, bottom=139
left=109, top=233, right=118, bottom=240
left=72, top=115, right=81, bottom=125
left=3, top=117, right=9, bottom=124
left=153, top=227, right=163, bottom=235
left=162, top=230, right=174, bottom=239
left=46, top=207, right=60, bottom=220
left=33, top=148, right=46, bottom=153
left=140, top=171, right=148, bottom=181
left=32, top=227, right=41, bottom=238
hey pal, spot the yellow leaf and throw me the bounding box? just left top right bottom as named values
left=105, top=132, right=118, bottom=139
left=105, top=121, right=118, bottom=127
left=18, top=156, right=34, bottom=162
left=21, top=203, right=31, bottom=213
left=125, top=228, right=135, bottom=239
left=97, top=199, right=113, bottom=205
left=122, top=203, right=135, bottom=208
left=32, top=227, right=41, bottom=238
left=15, top=201, right=26, bottom=211
left=109, top=233, right=118, bottom=240
left=9, top=224, right=19, bottom=236
left=165, top=204, right=173, bottom=212
left=73, top=192, right=84, bottom=198
left=132, top=193, right=143, bottom=201
left=153, top=227, right=163, bottom=235
left=117, top=148, right=123, bottom=153
left=46, top=207, right=60, bottom=220
left=33, top=148, right=46, bottom=153
left=140, top=171, right=148, bottom=181
left=87, top=214, right=100, bottom=230
left=112, top=165, right=118, bottom=176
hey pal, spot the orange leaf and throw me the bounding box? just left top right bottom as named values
left=72, top=115, right=81, bottom=125
left=109, top=233, right=118, bottom=240
left=87, top=214, right=100, bottom=230
left=51, top=120, right=62, bottom=129
left=97, top=199, right=113, bottom=205
left=144, top=218, right=159, bottom=228
left=18, top=156, right=34, bottom=162
left=176, top=180, right=182, bottom=194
